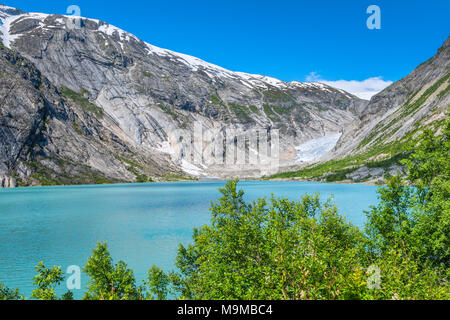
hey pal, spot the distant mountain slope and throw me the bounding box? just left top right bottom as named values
left=332, top=36, right=450, bottom=158
left=0, top=4, right=365, bottom=183
left=271, top=36, right=449, bottom=183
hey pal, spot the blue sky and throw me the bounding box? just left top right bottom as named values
left=3, top=0, right=450, bottom=98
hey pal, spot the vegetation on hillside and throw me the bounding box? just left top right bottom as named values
left=268, top=69, right=449, bottom=183
left=268, top=118, right=447, bottom=183
left=60, top=87, right=104, bottom=118
left=1, top=122, right=449, bottom=300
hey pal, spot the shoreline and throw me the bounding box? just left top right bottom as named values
left=0, top=176, right=384, bottom=190
left=263, top=177, right=384, bottom=186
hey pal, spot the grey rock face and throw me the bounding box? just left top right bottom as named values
left=0, top=45, right=182, bottom=187
left=0, top=5, right=368, bottom=184
left=344, top=164, right=404, bottom=183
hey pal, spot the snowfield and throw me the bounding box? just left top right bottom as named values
left=295, top=133, right=342, bottom=162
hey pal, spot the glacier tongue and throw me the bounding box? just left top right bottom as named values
left=296, top=133, right=342, bottom=162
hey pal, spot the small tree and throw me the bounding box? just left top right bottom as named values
left=0, top=282, right=22, bottom=300
left=164, top=180, right=365, bottom=300
left=83, top=242, right=139, bottom=300
left=147, top=266, right=169, bottom=300
left=31, top=262, right=66, bottom=300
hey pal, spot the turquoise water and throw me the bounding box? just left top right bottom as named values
left=0, top=181, right=379, bottom=298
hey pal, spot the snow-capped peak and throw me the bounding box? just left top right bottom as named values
left=0, top=4, right=22, bottom=15
left=0, top=4, right=352, bottom=96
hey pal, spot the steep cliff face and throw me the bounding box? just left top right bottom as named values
left=0, top=4, right=366, bottom=184
left=0, top=45, right=183, bottom=186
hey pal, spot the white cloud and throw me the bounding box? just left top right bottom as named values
left=305, top=72, right=322, bottom=82
left=305, top=72, right=393, bottom=100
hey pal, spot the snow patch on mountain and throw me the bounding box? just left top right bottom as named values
left=0, top=14, right=21, bottom=48
left=295, top=133, right=342, bottom=162
left=181, top=159, right=204, bottom=176
left=0, top=9, right=48, bottom=48
left=0, top=5, right=357, bottom=98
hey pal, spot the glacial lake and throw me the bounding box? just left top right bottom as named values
left=0, top=181, right=380, bottom=298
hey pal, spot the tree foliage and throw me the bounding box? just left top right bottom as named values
left=366, top=122, right=450, bottom=275
left=0, top=282, right=22, bottom=300
left=31, top=262, right=67, bottom=300
left=169, top=182, right=365, bottom=300
left=83, top=242, right=140, bottom=300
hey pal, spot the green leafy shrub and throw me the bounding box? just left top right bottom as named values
left=0, top=282, right=22, bottom=300
left=83, top=242, right=141, bottom=300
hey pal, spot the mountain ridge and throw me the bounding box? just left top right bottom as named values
left=0, top=4, right=368, bottom=186
left=0, top=4, right=362, bottom=99
left=1, top=4, right=447, bottom=187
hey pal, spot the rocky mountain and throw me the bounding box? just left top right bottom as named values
left=0, top=44, right=184, bottom=187
left=331, top=36, right=449, bottom=159
left=0, top=4, right=367, bottom=186
left=271, top=35, right=449, bottom=183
